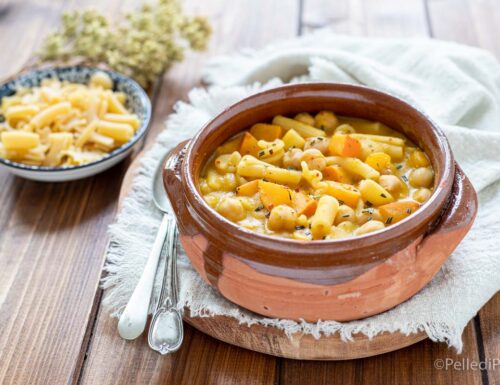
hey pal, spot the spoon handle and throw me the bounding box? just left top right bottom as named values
left=148, top=219, right=184, bottom=354
left=118, top=212, right=170, bottom=340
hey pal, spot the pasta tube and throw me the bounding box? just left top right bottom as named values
left=31, top=102, right=72, bottom=129
left=311, top=196, right=339, bottom=239
left=264, top=165, right=301, bottom=186
left=341, top=157, right=380, bottom=180
left=107, top=92, right=128, bottom=114
left=272, top=115, right=326, bottom=138
left=359, top=139, right=404, bottom=161
left=5, top=105, right=40, bottom=124
left=44, top=132, right=73, bottom=166
left=1, top=131, right=40, bottom=151
left=89, top=132, right=114, bottom=150
left=237, top=155, right=301, bottom=185
left=103, top=113, right=140, bottom=130
left=350, top=133, right=404, bottom=146
left=96, top=120, right=134, bottom=142
left=0, top=75, right=137, bottom=168
left=75, top=121, right=98, bottom=148
left=237, top=155, right=267, bottom=178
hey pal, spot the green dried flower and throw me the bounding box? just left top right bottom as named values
left=38, top=0, right=211, bottom=87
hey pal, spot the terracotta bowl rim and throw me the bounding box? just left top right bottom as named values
left=181, top=82, right=454, bottom=254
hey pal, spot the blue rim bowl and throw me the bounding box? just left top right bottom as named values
left=0, top=66, right=151, bottom=178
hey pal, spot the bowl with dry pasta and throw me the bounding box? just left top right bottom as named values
left=0, top=66, right=151, bottom=182
left=163, top=82, right=478, bottom=322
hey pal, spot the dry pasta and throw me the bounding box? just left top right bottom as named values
left=0, top=71, right=140, bottom=167
left=198, top=111, right=435, bottom=240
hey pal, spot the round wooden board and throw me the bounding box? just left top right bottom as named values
left=118, top=151, right=427, bottom=360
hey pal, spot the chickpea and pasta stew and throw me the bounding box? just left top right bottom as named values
left=0, top=71, right=141, bottom=167
left=198, top=111, right=435, bottom=241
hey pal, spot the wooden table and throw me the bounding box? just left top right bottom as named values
left=0, top=1, right=498, bottom=384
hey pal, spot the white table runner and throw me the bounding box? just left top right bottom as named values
left=103, top=31, right=500, bottom=351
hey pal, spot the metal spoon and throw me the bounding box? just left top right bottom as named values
left=147, top=222, right=183, bottom=354
left=117, top=153, right=180, bottom=341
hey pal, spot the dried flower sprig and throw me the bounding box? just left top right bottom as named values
left=39, top=0, right=211, bottom=87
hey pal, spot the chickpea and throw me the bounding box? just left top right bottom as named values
left=326, top=226, right=349, bottom=239
left=315, top=111, right=339, bottom=134
left=251, top=210, right=266, bottom=220
left=222, top=173, right=238, bottom=191
left=238, top=196, right=256, bottom=211
left=268, top=205, right=298, bottom=232
left=293, top=230, right=312, bottom=241
left=294, top=112, right=315, bottom=126
left=199, top=179, right=211, bottom=195
left=356, top=208, right=382, bottom=225
left=334, top=204, right=355, bottom=225
left=296, top=214, right=308, bottom=227
left=337, top=221, right=358, bottom=234
left=283, top=148, right=304, bottom=169
left=304, top=136, right=330, bottom=155
left=409, top=167, right=434, bottom=188
left=300, top=148, right=326, bottom=171
left=214, top=151, right=241, bottom=173
left=379, top=175, right=403, bottom=196
left=354, top=220, right=385, bottom=236
left=334, top=123, right=355, bottom=135
left=413, top=188, right=432, bottom=203
left=216, top=197, right=246, bottom=222
left=379, top=167, right=394, bottom=176
left=204, top=194, right=219, bottom=208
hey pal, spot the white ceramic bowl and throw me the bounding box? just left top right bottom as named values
left=0, top=66, right=151, bottom=182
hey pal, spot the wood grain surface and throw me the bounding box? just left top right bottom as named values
left=0, top=1, right=497, bottom=385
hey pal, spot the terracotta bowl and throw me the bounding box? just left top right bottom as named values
left=163, top=83, right=477, bottom=322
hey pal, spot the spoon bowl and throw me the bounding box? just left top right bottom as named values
left=153, top=154, right=173, bottom=213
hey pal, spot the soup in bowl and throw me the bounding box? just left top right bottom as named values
left=163, top=83, right=477, bottom=322
left=199, top=112, right=435, bottom=241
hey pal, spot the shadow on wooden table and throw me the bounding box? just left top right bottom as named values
left=7, top=159, right=130, bottom=233
left=81, top=309, right=484, bottom=385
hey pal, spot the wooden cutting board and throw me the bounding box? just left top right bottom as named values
left=118, top=151, right=427, bottom=360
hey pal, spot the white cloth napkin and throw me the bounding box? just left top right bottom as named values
left=103, top=31, right=500, bottom=351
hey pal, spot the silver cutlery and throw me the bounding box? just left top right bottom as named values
left=148, top=220, right=183, bottom=354
left=118, top=153, right=180, bottom=343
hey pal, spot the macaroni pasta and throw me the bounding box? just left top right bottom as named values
left=0, top=71, right=140, bottom=167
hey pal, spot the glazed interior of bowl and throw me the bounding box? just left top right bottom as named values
left=182, top=83, right=454, bottom=272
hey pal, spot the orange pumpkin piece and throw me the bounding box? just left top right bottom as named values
left=236, top=179, right=259, bottom=196
left=292, top=192, right=318, bottom=217
left=250, top=123, right=283, bottom=141
left=258, top=180, right=293, bottom=210
left=216, top=136, right=242, bottom=155
left=379, top=201, right=420, bottom=224
left=321, top=180, right=361, bottom=207
left=323, top=165, right=352, bottom=184
left=239, top=132, right=260, bottom=157
left=329, top=135, right=362, bottom=158
left=365, top=152, right=391, bottom=171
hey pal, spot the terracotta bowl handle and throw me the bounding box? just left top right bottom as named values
left=163, top=140, right=190, bottom=218
left=417, top=164, right=477, bottom=270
